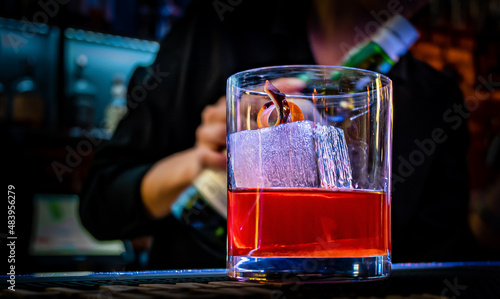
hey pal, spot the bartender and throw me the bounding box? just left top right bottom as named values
left=80, top=0, right=480, bottom=269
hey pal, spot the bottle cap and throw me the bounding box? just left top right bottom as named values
left=372, top=15, right=419, bottom=63
left=372, top=28, right=407, bottom=63
left=76, top=54, right=88, bottom=67
left=384, top=15, right=420, bottom=51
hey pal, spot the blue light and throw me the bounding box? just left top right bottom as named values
left=392, top=261, right=500, bottom=270
left=75, top=29, right=85, bottom=41
left=64, top=28, right=160, bottom=53
left=85, top=31, right=96, bottom=43
left=65, top=28, right=75, bottom=39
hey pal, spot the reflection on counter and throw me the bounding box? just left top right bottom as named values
left=31, top=194, right=133, bottom=272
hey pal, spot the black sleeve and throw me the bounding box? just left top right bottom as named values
left=78, top=65, right=159, bottom=240
left=390, top=54, right=475, bottom=262
left=79, top=0, right=229, bottom=241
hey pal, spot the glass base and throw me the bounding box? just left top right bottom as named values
left=228, top=255, right=391, bottom=283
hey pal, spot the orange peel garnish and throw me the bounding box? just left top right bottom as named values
left=289, top=102, right=304, bottom=122
left=257, top=80, right=304, bottom=128
left=257, top=102, right=275, bottom=129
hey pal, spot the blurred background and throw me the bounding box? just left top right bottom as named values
left=0, top=0, right=499, bottom=273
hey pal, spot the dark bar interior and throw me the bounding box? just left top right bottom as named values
left=0, top=0, right=499, bottom=297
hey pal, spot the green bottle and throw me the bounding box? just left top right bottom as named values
left=341, top=15, right=419, bottom=74
left=300, top=15, right=419, bottom=95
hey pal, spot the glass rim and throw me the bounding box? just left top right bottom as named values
left=227, top=64, right=392, bottom=99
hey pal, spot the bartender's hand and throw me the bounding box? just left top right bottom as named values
left=195, top=96, right=227, bottom=171
left=140, top=97, right=226, bottom=219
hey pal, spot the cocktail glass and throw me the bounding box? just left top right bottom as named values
left=226, top=65, right=392, bottom=282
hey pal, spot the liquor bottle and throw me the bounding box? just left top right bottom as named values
left=170, top=168, right=227, bottom=258
left=341, top=14, right=419, bottom=74
left=104, top=74, right=128, bottom=135
left=300, top=15, right=419, bottom=95
left=69, top=54, right=97, bottom=135
left=12, top=59, right=44, bottom=128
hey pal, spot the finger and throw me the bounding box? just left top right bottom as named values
left=198, top=147, right=226, bottom=171
left=216, top=96, right=226, bottom=105
left=271, top=77, right=307, bottom=94
left=202, top=100, right=227, bottom=124
left=196, top=123, right=226, bottom=150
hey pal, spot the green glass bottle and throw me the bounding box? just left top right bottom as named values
left=300, top=15, right=419, bottom=96
left=342, top=15, right=419, bottom=74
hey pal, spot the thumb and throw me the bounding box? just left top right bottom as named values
left=271, top=77, right=307, bottom=94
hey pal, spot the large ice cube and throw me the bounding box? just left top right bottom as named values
left=314, top=125, right=353, bottom=189
left=228, top=121, right=318, bottom=188
left=228, top=120, right=352, bottom=189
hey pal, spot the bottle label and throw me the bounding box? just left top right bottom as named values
left=194, top=169, right=227, bottom=219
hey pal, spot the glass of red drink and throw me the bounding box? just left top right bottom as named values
left=226, top=66, right=392, bottom=282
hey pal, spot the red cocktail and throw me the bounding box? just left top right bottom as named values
left=226, top=66, right=392, bottom=282
left=228, top=188, right=390, bottom=258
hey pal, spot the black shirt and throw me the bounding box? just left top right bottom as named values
left=80, top=0, right=475, bottom=269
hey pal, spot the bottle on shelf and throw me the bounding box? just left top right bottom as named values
left=104, top=74, right=128, bottom=136
left=69, top=54, right=97, bottom=136
left=11, top=59, right=44, bottom=128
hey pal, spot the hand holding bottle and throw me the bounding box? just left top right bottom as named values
left=140, top=96, right=226, bottom=219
